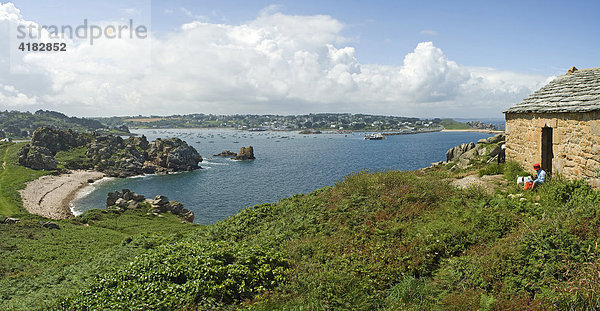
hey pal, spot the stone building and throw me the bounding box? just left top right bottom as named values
left=504, top=67, right=600, bottom=187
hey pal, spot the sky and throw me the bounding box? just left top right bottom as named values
left=0, top=0, right=598, bottom=118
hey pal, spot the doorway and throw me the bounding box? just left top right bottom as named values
left=541, top=127, right=553, bottom=173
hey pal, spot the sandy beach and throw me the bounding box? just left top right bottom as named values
left=19, top=170, right=105, bottom=219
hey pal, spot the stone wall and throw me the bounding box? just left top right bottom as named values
left=505, top=111, right=600, bottom=187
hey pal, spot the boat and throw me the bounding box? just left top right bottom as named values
left=364, top=133, right=384, bottom=140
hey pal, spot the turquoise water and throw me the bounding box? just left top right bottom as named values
left=71, top=129, right=491, bottom=224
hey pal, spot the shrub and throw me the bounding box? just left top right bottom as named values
left=386, top=276, right=439, bottom=310
left=503, top=161, right=529, bottom=182
left=58, top=240, right=288, bottom=310
left=478, top=163, right=503, bottom=177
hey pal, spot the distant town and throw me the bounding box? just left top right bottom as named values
left=98, top=113, right=499, bottom=131
left=0, top=110, right=499, bottom=139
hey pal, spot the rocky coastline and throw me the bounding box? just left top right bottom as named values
left=106, top=189, right=195, bottom=223
left=18, top=127, right=203, bottom=177
left=17, top=127, right=204, bottom=220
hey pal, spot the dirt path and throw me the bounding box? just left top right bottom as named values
left=1, top=146, right=7, bottom=171
left=19, top=170, right=105, bottom=219
left=451, top=174, right=507, bottom=194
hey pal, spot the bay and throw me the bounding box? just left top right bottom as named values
left=71, top=129, right=492, bottom=224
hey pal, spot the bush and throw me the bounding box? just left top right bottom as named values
left=58, top=240, right=288, bottom=310
left=386, top=276, right=439, bottom=310
left=503, top=161, right=529, bottom=182
left=54, top=146, right=93, bottom=170
left=478, top=163, right=503, bottom=177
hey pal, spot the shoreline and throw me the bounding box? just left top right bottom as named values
left=441, top=129, right=504, bottom=134
left=133, top=127, right=503, bottom=135
left=19, top=170, right=105, bottom=219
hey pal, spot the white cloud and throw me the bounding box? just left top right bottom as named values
left=120, top=8, right=141, bottom=16
left=0, top=83, right=38, bottom=106
left=420, top=30, right=438, bottom=36
left=0, top=3, right=551, bottom=117
left=180, top=7, right=207, bottom=21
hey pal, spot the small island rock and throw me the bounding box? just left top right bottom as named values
left=235, top=146, right=255, bottom=160
left=213, top=150, right=237, bottom=157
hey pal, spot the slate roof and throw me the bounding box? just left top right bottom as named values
left=505, top=67, right=600, bottom=114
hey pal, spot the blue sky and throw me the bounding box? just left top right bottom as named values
left=1, top=1, right=598, bottom=117
left=11, top=0, right=599, bottom=75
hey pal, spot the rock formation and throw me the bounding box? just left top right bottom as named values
left=466, top=121, right=498, bottom=130
left=445, top=134, right=505, bottom=171
left=446, top=142, right=476, bottom=162
left=106, top=189, right=194, bottom=223
left=213, top=150, right=237, bottom=157
left=29, top=127, right=93, bottom=154
left=147, top=138, right=202, bottom=173
left=19, top=127, right=203, bottom=177
left=299, top=130, right=322, bottom=134
left=234, top=146, right=255, bottom=160
left=18, top=145, right=58, bottom=170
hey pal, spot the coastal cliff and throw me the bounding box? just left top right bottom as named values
left=18, top=127, right=203, bottom=177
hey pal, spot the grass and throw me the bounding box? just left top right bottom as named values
left=0, top=208, right=201, bottom=310
left=54, top=146, right=93, bottom=170
left=0, top=142, right=50, bottom=217
left=4, top=140, right=600, bottom=310
left=0, top=142, right=201, bottom=309
left=440, top=118, right=471, bottom=130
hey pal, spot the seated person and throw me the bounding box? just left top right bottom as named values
left=532, top=163, right=546, bottom=188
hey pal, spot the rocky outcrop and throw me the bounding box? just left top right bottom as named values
left=2, top=217, right=20, bottom=224
left=234, top=146, right=255, bottom=160
left=446, top=134, right=506, bottom=171
left=147, top=138, right=202, bottom=173
left=18, top=127, right=93, bottom=170
left=213, top=150, right=237, bottom=157
left=19, top=128, right=203, bottom=177
left=107, top=189, right=145, bottom=207
left=299, top=130, right=322, bottom=134
left=106, top=189, right=194, bottom=223
left=486, top=134, right=505, bottom=144
left=150, top=195, right=195, bottom=223
left=88, top=135, right=149, bottom=177
left=446, top=142, right=475, bottom=162
left=18, top=145, right=57, bottom=170
left=466, top=121, right=498, bottom=130
left=39, top=221, right=60, bottom=230
left=30, top=127, right=92, bottom=154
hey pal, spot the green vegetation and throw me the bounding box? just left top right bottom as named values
left=503, top=160, right=531, bottom=181
left=58, top=241, right=288, bottom=310
left=3, top=140, right=600, bottom=309
left=0, top=142, right=49, bottom=216
left=54, top=146, right=93, bottom=170
left=0, top=110, right=128, bottom=139
left=439, top=118, right=471, bottom=130
left=0, top=201, right=200, bottom=309
left=52, top=167, right=600, bottom=310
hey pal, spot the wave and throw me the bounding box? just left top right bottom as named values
left=202, top=160, right=229, bottom=166
left=70, top=177, right=115, bottom=216
left=128, top=173, right=157, bottom=179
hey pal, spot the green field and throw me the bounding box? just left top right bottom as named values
left=439, top=118, right=472, bottom=130
left=0, top=142, right=49, bottom=217
left=2, top=141, right=600, bottom=309
left=0, top=142, right=200, bottom=309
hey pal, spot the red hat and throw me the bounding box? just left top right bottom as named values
left=533, top=163, right=540, bottom=170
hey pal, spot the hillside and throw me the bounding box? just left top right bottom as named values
left=2, top=139, right=600, bottom=310
left=0, top=110, right=128, bottom=139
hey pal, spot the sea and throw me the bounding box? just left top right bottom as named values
left=71, top=129, right=493, bottom=224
